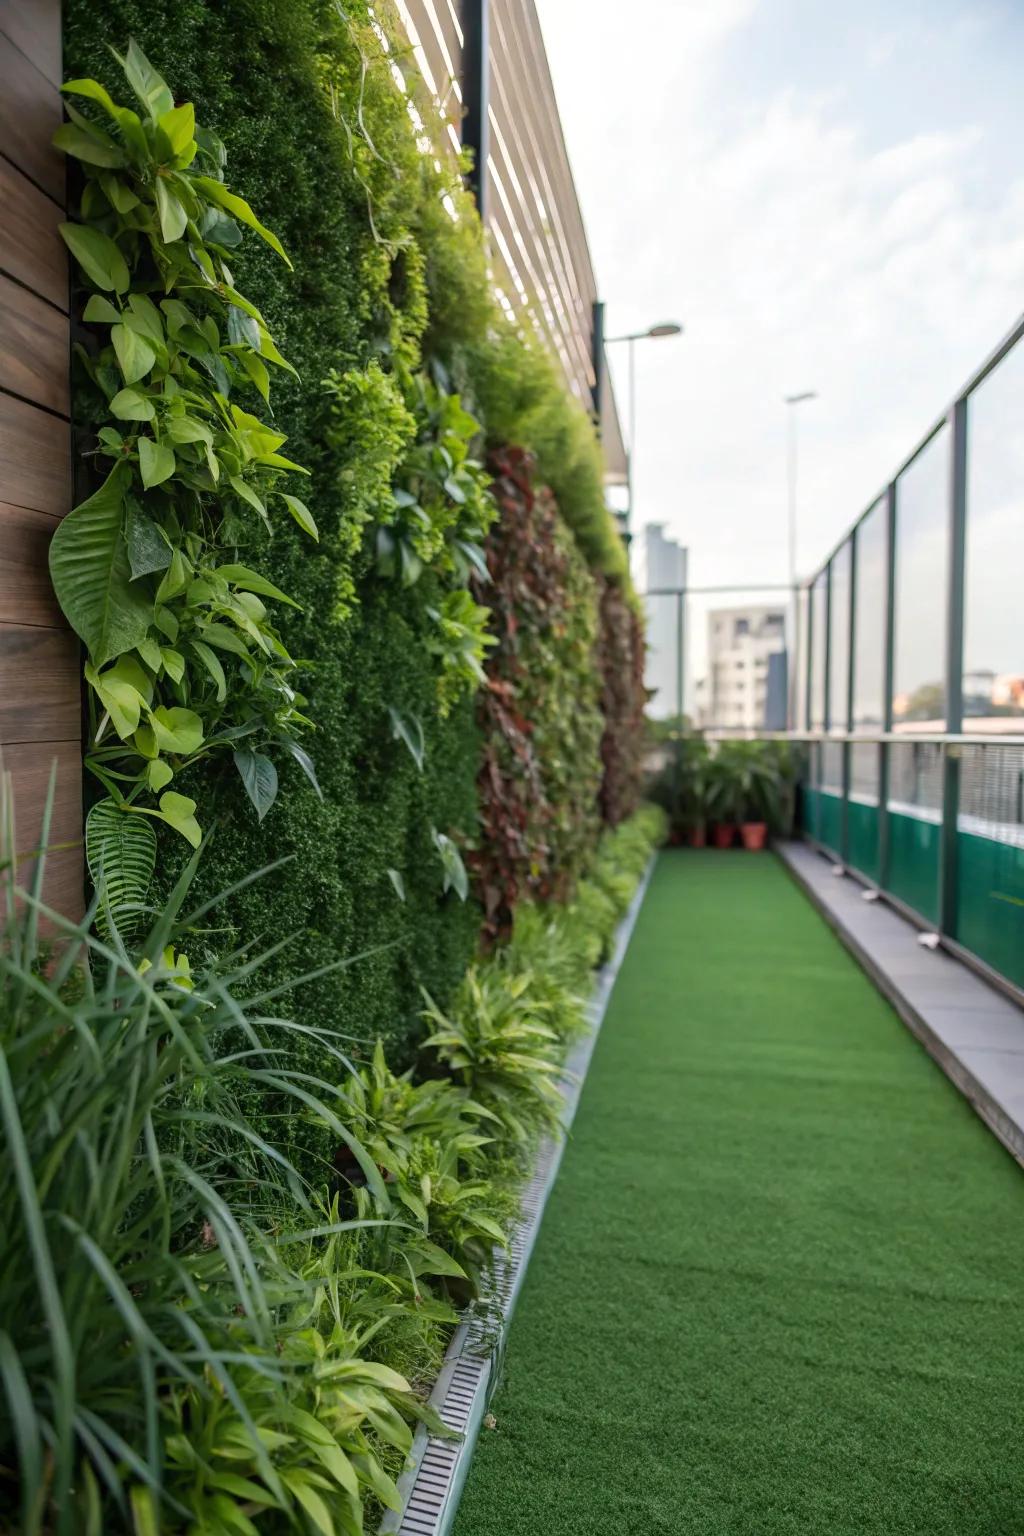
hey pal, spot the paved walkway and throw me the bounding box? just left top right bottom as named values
left=453, top=851, right=1024, bottom=1536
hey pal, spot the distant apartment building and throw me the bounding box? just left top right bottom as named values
left=633, top=524, right=688, bottom=720
left=695, top=605, right=788, bottom=729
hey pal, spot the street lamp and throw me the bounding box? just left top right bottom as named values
left=784, top=390, right=817, bottom=588
left=605, top=321, right=684, bottom=533
left=784, top=390, right=818, bottom=727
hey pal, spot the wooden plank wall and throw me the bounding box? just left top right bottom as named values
left=0, top=0, right=83, bottom=919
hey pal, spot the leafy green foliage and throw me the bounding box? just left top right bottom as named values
left=375, top=372, right=494, bottom=592
left=428, top=588, right=496, bottom=716
left=704, top=739, right=799, bottom=830
left=421, top=968, right=566, bottom=1145
left=0, top=797, right=454, bottom=1536
left=0, top=774, right=661, bottom=1533
left=63, top=2, right=483, bottom=1061
left=52, top=42, right=315, bottom=845
left=596, top=576, right=648, bottom=825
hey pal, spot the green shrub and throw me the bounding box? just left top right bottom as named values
left=0, top=776, right=662, bottom=1531
left=0, top=806, right=453, bottom=1535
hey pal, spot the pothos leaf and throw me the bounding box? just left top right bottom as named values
left=233, top=749, right=279, bottom=822
left=58, top=222, right=130, bottom=293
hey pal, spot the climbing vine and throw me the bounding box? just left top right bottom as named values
left=51, top=41, right=317, bottom=864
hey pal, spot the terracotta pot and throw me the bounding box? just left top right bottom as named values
left=740, top=821, right=768, bottom=851
left=712, top=823, right=736, bottom=850
left=687, top=822, right=707, bottom=849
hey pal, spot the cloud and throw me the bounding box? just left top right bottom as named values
left=536, top=0, right=1024, bottom=592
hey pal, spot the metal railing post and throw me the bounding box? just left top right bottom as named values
left=878, top=482, right=897, bottom=889
left=841, top=532, right=857, bottom=864
left=460, top=0, right=490, bottom=219
left=591, top=300, right=605, bottom=435
left=939, top=398, right=968, bottom=936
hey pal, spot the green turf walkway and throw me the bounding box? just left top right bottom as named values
left=452, top=851, right=1024, bottom=1536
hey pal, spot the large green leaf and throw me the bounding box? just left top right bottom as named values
left=217, top=564, right=299, bottom=608
left=191, top=177, right=292, bottom=267
left=85, top=797, right=157, bottom=941
left=58, top=223, right=129, bottom=294
left=154, top=791, right=201, bottom=848
left=49, top=465, right=152, bottom=666
left=112, top=40, right=174, bottom=121
left=154, top=177, right=188, bottom=243
left=111, top=323, right=155, bottom=384
left=139, top=438, right=175, bottom=489
left=149, top=707, right=204, bottom=755
left=52, top=122, right=125, bottom=168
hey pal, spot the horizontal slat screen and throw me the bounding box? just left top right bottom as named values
left=396, top=0, right=627, bottom=481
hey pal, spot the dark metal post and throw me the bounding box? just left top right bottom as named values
left=677, top=586, right=686, bottom=728
left=460, top=0, right=490, bottom=219
left=804, top=579, right=813, bottom=737
left=672, top=589, right=685, bottom=804
left=823, top=561, right=832, bottom=731
left=939, top=398, right=968, bottom=936
left=878, top=481, right=897, bottom=889
left=591, top=299, right=605, bottom=433
left=842, top=531, right=857, bottom=863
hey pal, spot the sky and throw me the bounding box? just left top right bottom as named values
left=535, top=0, right=1024, bottom=591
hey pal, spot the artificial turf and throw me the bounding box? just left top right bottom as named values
left=452, top=850, right=1024, bottom=1536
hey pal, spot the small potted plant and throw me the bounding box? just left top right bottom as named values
left=706, top=751, right=742, bottom=849
left=733, top=742, right=786, bottom=851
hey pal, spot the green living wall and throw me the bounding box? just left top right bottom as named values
left=62, top=0, right=643, bottom=1060
left=0, top=13, right=656, bottom=1533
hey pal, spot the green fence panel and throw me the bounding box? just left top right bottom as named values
left=847, top=800, right=880, bottom=883
left=955, top=830, right=1024, bottom=990
left=801, top=786, right=820, bottom=842
left=817, top=790, right=843, bottom=856
left=886, top=810, right=940, bottom=924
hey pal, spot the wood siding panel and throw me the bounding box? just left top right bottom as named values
left=0, top=155, right=67, bottom=309
left=0, top=32, right=64, bottom=200
left=0, top=3, right=81, bottom=927
left=0, top=273, right=69, bottom=414
left=0, top=390, right=70, bottom=516
left=0, top=623, right=80, bottom=743
left=0, top=503, right=66, bottom=626
left=0, top=0, right=62, bottom=89
left=4, top=739, right=84, bottom=922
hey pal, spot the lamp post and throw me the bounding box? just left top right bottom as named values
left=605, top=321, right=683, bottom=534
left=784, top=389, right=817, bottom=726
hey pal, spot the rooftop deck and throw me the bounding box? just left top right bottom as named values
left=453, top=850, right=1024, bottom=1535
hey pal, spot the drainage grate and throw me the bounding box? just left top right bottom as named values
left=379, top=858, right=655, bottom=1536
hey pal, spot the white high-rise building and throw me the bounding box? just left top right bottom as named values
left=694, top=606, right=788, bottom=729
left=633, top=524, right=688, bottom=720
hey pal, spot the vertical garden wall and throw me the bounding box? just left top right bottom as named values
left=0, top=9, right=657, bottom=1533
left=59, top=0, right=645, bottom=1054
